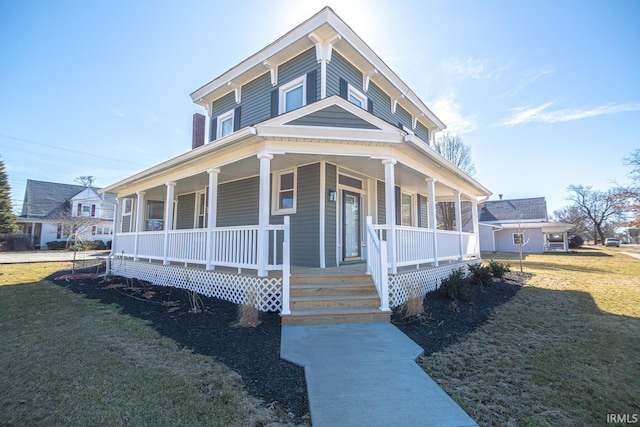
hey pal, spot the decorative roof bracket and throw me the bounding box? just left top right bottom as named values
left=308, top=32, right=341, bottom=63
left=262, top=61, right=278, bottom=86
left=227, top=82, right=241, bottom=104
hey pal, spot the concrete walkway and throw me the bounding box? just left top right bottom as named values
left=281, top=323, right=477, bottom=427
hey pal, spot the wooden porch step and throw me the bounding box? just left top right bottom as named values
left=290, top=274, right=372, bottom=285
left=281, top=308, right=391, bottom=326
left=290, top=294, right=380, bottom=311
left=290, top=282, right=378, bottom=297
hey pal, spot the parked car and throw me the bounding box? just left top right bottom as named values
left=604, top=238, right=620, bottom=247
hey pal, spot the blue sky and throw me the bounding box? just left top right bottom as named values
left=1, top=0, right=638, bottom=216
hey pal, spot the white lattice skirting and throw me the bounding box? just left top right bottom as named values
left=110, top=258, right=480, bottom=313
left=388, top=260, right=481, bottom=308
left=110, top=258, right=283, bottom=312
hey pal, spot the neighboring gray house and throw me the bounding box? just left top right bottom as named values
left=478, top=197, right=572, bottom=253
left=102, top=7, right=492, bottom=324
left=17, top=180, right=115, bottom=249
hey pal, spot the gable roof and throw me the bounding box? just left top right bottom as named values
left=479, top=197, right=548, bottom=222
left=20, top=179, right=111, bottom=220
left=190, top=7, right=445, bottom=132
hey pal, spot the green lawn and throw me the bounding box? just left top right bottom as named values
left=420, top=247, right=640, bottom=426
left=0, top=263, right=286, bottom=426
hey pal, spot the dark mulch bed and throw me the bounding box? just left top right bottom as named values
left=49, top=269, right=526, bottom=423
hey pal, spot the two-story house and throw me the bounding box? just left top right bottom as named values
left=18, top=179, right=115, bottom=249
left=102, top=7, right=492, bottom=324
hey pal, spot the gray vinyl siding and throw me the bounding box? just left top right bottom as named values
left=217, top=177, right=259, bottom=227
left=396, top=104, right=411, bottom=131
left=327, top=51, right=363, bottom=96
left=211, top=92, right=236, bottom=117
left=325, top=163, right=337, bottom=267
left=240, top=72, right=272, bottom=126
left=289, top=163, right=320, bottom=267
left=286, top=105, right=378, bottom=129
left=176, top=193, right=196, bottom=229
left=415, top=121, right=430, bottom=145
left=377, top=180, right=385, bottom=224
left=367, top=81, right=395, bottom=124
left=278, top=47, right=320, bottom=103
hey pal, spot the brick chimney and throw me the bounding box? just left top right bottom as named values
left=192, top=113, right=205, bottom=149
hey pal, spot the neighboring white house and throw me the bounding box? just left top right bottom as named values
left=101, top=7, right=493, bottom=324
left=17, top=180, right=115, bottom=249
left=479, top=197, right=572, bottom=253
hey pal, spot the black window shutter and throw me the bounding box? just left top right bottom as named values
left=395, top=186, right=401, bottom=226
left=270, top=88, right=279, bottom=117
left=233, top=106, right=241, bottom=131
left=339, top=78, right=348, bottom=99
left=367, top=98, right=374, bottom=113
left=398, top=121, right=403, bottom=130
left=209, top=117, right=217, bottom=142
left=306, top=71, right=317, bottom=104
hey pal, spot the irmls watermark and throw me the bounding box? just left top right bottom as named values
left=607, top=413, right=639, bottom=424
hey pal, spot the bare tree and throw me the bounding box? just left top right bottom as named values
left=566, top=185, right=623, bottom=244
left=434, top=133, right=476, bottom=177
left=75, top=176, right=96, bottom=187
left=552, top=205, right=592, bottom=238
left=434, top=133, right=476, bottom=230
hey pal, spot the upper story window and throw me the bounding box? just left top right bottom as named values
left=75, top=203, right=96, bottom=217
left=348, top=85, right=367, bottom=108
left=280, top=75, right=306, bottom=114
left=217, top=109, right=234, bottom=139
left=272, top=169, right=296, bottom=215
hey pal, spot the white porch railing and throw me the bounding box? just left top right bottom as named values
left=112, top=220, right=290, bottom=275
left=394, top=226, right=436, bottom=266
left=437, top=230, right=462, bottom=260
left=168, top=229, right=207, bottom=264
left=366, top=217, right=390, bottom=311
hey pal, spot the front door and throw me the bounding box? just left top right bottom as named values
left=342, top=190, right=361, bottom=261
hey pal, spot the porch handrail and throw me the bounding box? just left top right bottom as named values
left=366, top=216, right=390, bottom=312
left=280, top=216, right=291, bottom=315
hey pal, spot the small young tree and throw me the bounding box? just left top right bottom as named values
left=0, top=158, right=18, bottom=234
left=514, top=222, right=530, bottom=273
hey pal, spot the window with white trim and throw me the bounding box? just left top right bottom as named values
left=513, top=233, right=524, bottom=245
left=217, top=109, right=234, bottom=139
left=146, top=200, right=164, bottom=231
left=272, top=170, right=296, bottom=215
left=279, top=76, right=306, bottom=113
left=401, top=192, right=413, bottom=226
left=348, top=85, right=367, bottom=108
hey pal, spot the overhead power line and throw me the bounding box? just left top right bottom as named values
left=0, top=133, right=148, bottom=167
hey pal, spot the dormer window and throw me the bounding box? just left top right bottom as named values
left=280, top=75, right=306, bottom=113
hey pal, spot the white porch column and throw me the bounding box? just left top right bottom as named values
left=471, top=200, right=479, bottom=256
left=133, top=191, right=145, bottom=261
left=206, top=168, right=220, bottom=270
left=257, top=152, right=273, bottom=277
left=162, top=182, right=176, bottom=265
left=426, top=178, right=438, bottom=266
left=563, top=231, right=569, bottom=252
left=455, top=190, right=463, bottom=261
left=383, top=158, right=397, bottom=274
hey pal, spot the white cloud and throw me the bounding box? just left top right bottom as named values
left=112, top=107, right=125, bottom=118
left=500, top=68, right=552, bottom=97
left=430, top=93, right=478, bottom=134
left=442, top=57, right=497, bottom=80
left=500, top=101, right=640, bottom=126
left=147, top=113, right=161, bottom=122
